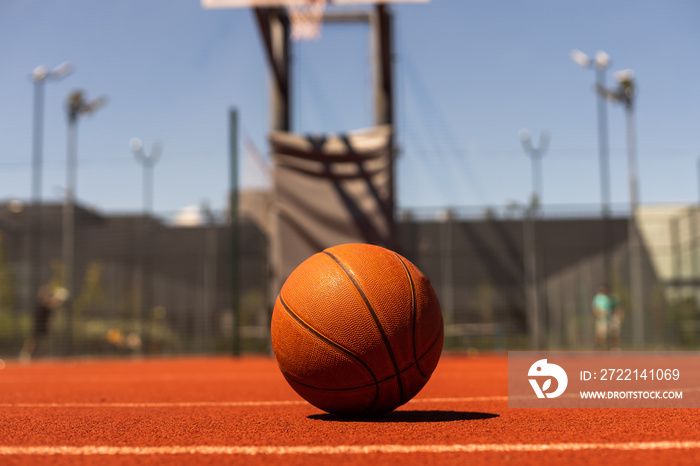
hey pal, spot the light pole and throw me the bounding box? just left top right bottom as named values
left=202, top=201, right=217, bottom=352
left=63, top=90, right=106, bottom=354
left=572, top=50, right=613, bottom=283
left=31, top=63, right=73, bottom=204
left=598, top=69, right=644, bottom=349
left=29, top=63, right=72, bottom=312
left=519, top=129, right=550, bottom=210
left=129, top=138, right=163, bottom=214
left=599, top=70, right=638, bottom=212
left=518, top=129, right=550, bottom=349
left=129, top=138, right=162, bottom=353
left=571, top=50, right=612, bottom=216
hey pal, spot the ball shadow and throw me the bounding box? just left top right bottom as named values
left=307, top=410, right=499, bottom=423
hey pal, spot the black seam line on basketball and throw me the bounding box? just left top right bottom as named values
left=321, top=250, right=405, bottom=405
left=280, top=333, right=443, bottom=394
left=392, top=252, right=428, bottom=378
left=278, top=295, right=380, bottom=409
left=279, top=367, right=378, bottom=392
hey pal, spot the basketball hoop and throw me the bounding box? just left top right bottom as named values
left=286, top=0, right=327, bottom=40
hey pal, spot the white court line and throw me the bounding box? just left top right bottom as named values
left=0, top=441, right=699, bottom=456
left=0, top=396, right=508, bottom=408
left=0, top=400, right=307, bottom=408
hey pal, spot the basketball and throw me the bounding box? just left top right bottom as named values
left=271, top=243, right=444, bottom=416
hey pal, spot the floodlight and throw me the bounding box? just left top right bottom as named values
left=31, top=65, right=48, bottom=82
left=594, top=51, right=610, bottom=69
left=613, top=69, right=635, bottom=84
left=570, top=50, right=591, bottom=68
left=129, top=137, right=143, bottom=152
left=52, top=62, right=73, bottom=79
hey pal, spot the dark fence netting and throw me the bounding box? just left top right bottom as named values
left=0, top=201, right=698, bottom=359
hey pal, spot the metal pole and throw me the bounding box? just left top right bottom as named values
left=595, top=66, right=611, bottom=216
left=626, top=101, right=644, bottom=349
left=29, top=78, right=45, bottom=318
left=269, top=9, right=291, bottom=132
left=32, top=80, right=45, bottom=204
left=626, top=106, right=639, bottom=212
left=573, top=50, right=613, bottom=282
left=130, top=138, right=161, bottom=354
left=63, top=118, right=77, bottom=355
left=522, top=208, right=539, bottom=349
left=143, top=163, right=152, bottom=214
left=202, top=203, right=217, bottom=352
left=229, top=108, right=240, bottom=356
left=531, top=155, right=543, bottom=207
left=529, top=152, right=542, bottom=350
left=62, top=89, right=105, bottom=356
left=130, top=138, right=160, bottom=215
left=519, top=130, right=549, bottom=349
left=258, top=8, right=290, bottom=336
left=373, top=4, right=396, bottom=250
left=598, top=69, right=644, bottom=349
left=595, top=65, right=613, bottom=284
left=440, top=210, right=454, bottom=326
left=141, top=160, right=151, bottom=353
left=144, top=158, right=153, bottom=352
left=30, top=64, right=72, bottom=318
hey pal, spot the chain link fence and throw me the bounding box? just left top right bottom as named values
left=400, top=204, right=700, bottom=351
left=0, top=201, right=698, bottom=359
left=0, top=202, right=269, bottom=359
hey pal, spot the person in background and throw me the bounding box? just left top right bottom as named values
left=19, top=286, right=69, bottom=362
left=592, top=283, right=623, bottom=350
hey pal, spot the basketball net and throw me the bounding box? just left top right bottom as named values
left=286, top=0, right=327, bottom=40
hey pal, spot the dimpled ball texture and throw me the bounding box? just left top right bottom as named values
left=271, top=243, right=444, bottom=416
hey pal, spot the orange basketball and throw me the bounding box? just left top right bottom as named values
left=271, top=243, right=443, bottom=416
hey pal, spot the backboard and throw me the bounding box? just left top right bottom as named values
left=202, top=0, right=428, bottom=40
left=202, top=0, right=427, bottom=8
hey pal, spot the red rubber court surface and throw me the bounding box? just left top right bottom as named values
left=1, top=355, right=698, bottom=465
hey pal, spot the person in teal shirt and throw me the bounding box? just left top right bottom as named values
left=592, top=283, right=623, bottom=350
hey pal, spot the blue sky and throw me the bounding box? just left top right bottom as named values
left=1, top=0, right=699, bottom=217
